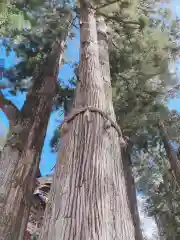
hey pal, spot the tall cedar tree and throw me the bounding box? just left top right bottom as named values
left=49, top=2, right=178, bottom=239
left=40, top=1, right=135, bottom=239
left=97, top=16, right=143, bottom=240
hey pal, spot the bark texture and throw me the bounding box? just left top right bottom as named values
left=97, top=17, right=143, bottom=240
left=0, top=40, right=65, bottom=239
left=159, top=121, right=180, bottom=187
left=97, top=17, right=115, bottom=119
left=40, top=3, right=135, bottom=240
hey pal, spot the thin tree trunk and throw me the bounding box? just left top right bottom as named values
left=158, top=121, right=180, bottom=187
left=121, top=148, right=143, bottom=240
left=97, top=17, right=115, bottom=119
left=0, top=39, right=66, bottom=239
left=97, top=17, right=142, bottom=240
left=40, top=3, right=135, bottom=239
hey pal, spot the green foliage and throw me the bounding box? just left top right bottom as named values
left=95, top=1, right=180, bottom=239
left=50, top=0, right=179, bottom=155
left=0, top=0, right=28, bottom=35
left=3, top=1, right=73, bottom=92
left=134, top=134, right=180, bottom=239
left=30, top=232, right=39, bottom=239
left=108, top=0, right=179, bottom=141
left=50, top=126, right=61, bottom=152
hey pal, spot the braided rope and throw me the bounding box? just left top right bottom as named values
left=61, top=106, right=123, bottom=138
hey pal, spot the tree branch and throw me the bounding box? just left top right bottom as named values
left=97, top=12, right=140, bottom=27
left=0, top=92, right=20, bottom=121
left=95, top=0, right=119, bottom=11
left=0, top=82, right=13, bottom=90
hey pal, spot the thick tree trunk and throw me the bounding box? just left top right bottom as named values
left=15, top=117, right=51, bottom=240
left=97, top=17, right=142, bottom=240
left=0, top=40, right=66, bottom=239
left=40, top=3, right=135, bottom=239
left=158, top=121, right=180, bottom=187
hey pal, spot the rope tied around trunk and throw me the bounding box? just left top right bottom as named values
left=60, top=106, right=126, bottom=147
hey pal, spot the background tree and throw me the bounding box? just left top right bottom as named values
left=134, top=133, right=180, bottom=239
left=0, top=1, right=74, bottom=239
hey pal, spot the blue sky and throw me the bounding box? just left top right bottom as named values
left=0, top=2, right=180, bottom=177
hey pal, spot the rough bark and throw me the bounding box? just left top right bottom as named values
left=0, top=40, right=66, bottom=239
left=97, top=17, right=142, bottom=240
left=40, top=3, right=135, bottom=240
left=158, top=121, right=180, bottom=187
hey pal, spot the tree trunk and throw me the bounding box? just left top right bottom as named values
left=0, top=39, right=66, bottom=239
left=121, top=148, right=143, bottom=240
left=97, top=18, right=142, bottom=240
left=40, top=3, right=135, bottom=239
left=158, top=121, right=180, bottom=187
left=17, top=167, right=37, bottom=240
left=97, top=17, right=115, bottom=119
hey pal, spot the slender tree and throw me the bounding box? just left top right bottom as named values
left=40, top=1, right=135, bottom=239
left=158, top=121, right=180, bottom=187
